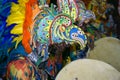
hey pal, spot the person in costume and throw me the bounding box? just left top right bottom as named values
left=3, top=0, right=96, bottom=79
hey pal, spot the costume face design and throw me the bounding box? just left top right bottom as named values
left=32, top=0, right=95, bottom=63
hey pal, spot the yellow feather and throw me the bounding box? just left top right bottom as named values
left=7, top=3, right=25, bottom=26
left=7, top=15, right=24, bottom=26
left=12, top=35, right=23, bottom=48
left=11, top=24, right=23, bottom=34
left=10, top=3, right=20, bottom=12
left=18, top=0, right=29, bottom=4
left=6, top=0, right=29, bottom=48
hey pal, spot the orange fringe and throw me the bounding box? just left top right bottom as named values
left=22, top=0, right=38, bottom=54
left=22, top=0, right=50, bottom=53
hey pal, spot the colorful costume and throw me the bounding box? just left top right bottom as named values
left=0, top=0, right=96, bottom=79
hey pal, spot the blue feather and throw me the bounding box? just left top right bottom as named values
left=2, top=7, right=11, bottom=17
left=0, top=22, right=6, bottom=37
left=0, top=15, right=6, bottom=21
left=0, top=3, right=11, bottom=17
left=0, top=44, right=9, bottom=77
left=0, top=24, right=17, bottom=47
left=0, top=0, right=20, bottom=77
left=12, top=0, right=18, bottom=3
left=0, top=0, right=18, bottom=4
left=4, top=24, right=16, bottom=34
left=9, top=43, right=28, bottom=62
left=1, top=0, right=8, bottom=4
